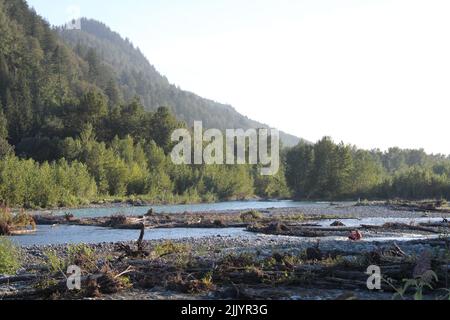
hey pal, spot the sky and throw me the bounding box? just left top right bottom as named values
left=26, top=0, right=450, bottom=155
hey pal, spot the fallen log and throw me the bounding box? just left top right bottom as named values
left=362, top=223, right=443, bottom=234
left=6, top=272, right=127, bottom=300
left=9, top=229, right=37, bottom=236
left=0, top=274, right=37, bottom=285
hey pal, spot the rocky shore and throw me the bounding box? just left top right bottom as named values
left=2, top=231, right=449, bottom=300
left=2, top=202, right=449, bottom=300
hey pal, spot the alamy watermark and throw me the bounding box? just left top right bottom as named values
left=171, top=121, right=280, bottom=176
left=67, top=265, right=82, bottom=290
left=366, top=265, right=382, bottom=290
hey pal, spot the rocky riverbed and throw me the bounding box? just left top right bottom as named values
left=2, top=232, right=450, bottom=300
left=2, top=202, right=450, bottom=300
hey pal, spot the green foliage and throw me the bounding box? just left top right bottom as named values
left=45, top=244, right=97, bottom=275
left=1, top=1, right=449, bottom=209
left=389, top=271, right=439, bottom=300
left=240, top=210, right=263, bottom=222
left=44, top=249, right=65, bottom=273
left=153, top=241, right=191, bottom=258
left=254, top=154, right=291, bottom=199
left=0, top=237, right=21, bottom=274
left=286, top=137, right=450, bottom=200
left=0, top=156, right=97, bottom=208
left=58, top=19, right=299, bottom=147
left=0, top=206, right=35, bottom=235
left=67, top=243, right=97, bottom=273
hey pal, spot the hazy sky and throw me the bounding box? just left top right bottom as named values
left=26, top=0, right=450, bottom=154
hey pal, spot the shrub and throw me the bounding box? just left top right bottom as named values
left=45, top=249, right=65, bottom=273
left=108, top=214, right=128, bottom=227
left=0, top=237, right=22, bottom=274
left=12, top=210, right=36, bottom=230
left=67, top=244, right=97, bottom=273
left=0, top=206, right=12, bottom=236
left=44, top=244, right=97, bottom=275
left=153, top=241, right=190, bottom=258
left=213, top=219, right=225, bottom=227
left=240, top=210, right=263, bottom=222
left=0, top=207, right=35, bottom=235
left=0, top=156, right=97, bottom=208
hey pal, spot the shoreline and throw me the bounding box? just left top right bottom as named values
left=30, top=202, right=450, bottom=231
left=3, top=202, right=450, bottom=300
left=3, top=234, right=449, bottom=300
left=22, top=198, right=450, bottom=214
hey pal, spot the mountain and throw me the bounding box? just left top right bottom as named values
left=58, top=19, right=301, bottom=147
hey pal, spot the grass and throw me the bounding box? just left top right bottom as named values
left=240, top=210, right=263, bottom=222
left=152, top=241, right=191, bottom=258
left=44, top=249, right=66, bottom=274
left=44, top=244, right=98, bottom=276
left=67, top=244, right=97, bottom=273
left=0, top=237, right=22, bottom=275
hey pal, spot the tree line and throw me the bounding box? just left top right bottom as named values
left=0, top=0, right=448, bottom=208
left=285, top=138, right=450, bottom=200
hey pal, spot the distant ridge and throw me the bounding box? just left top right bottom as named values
left=58, top=18, right=303, bottom=147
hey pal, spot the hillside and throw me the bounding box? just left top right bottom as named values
left=58, top=19, right=301, bottom=146
left=1, top=0, right=450, bottom=208
left=0, top=0, right=292, bottom=207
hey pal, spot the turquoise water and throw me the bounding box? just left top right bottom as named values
left=47, top=200, right=319, bottom=218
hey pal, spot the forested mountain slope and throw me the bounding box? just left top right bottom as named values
left=1, top=0, right=449, bottom=209
left=58, top=19, right=301, bottom=146
left=0, top=0, right=290, bottom=207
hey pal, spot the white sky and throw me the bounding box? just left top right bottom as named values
left=27, top=0, right=450, bottom=154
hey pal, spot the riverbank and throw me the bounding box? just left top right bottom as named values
left=31, top=201, right=450, bottom=232
left=2, top=234, right=449, bottom=300
left=2, top=201, right=449, bottom=300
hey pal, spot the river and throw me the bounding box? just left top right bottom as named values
left=8, top=200, right=447, bottom=246
left=49, top=200, right=319, bottom=218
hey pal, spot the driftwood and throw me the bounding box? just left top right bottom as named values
left=7, top=269, right=136, bottom=300
left=117, top=223, right=149, bottom=259
left=9, top=229, right=37, bottom=235
left=387, top=200, right=450, bottom=213
left=361, top=223, right=444, bottom=234
left=137, top=223, right=145, bottom=252
left=0, top=274, right=37, bottom=285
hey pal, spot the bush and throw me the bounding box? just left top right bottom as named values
left=45, top=249, right=65, bottom=273
left=0, top=207, right=35, bottom=235
left=153, top=241, right=190, bottom=258
left=240, top=210, right=263, bottom=222
left=0, top=206, right=12, bottom=236
left=12, top=210, right=36, bottom=230
left=108, top=214, right=128, bottom=227
left=67, top=244, right=97, bottom=273
left=0, top=156, right=97, bottom=208
left=0, top=237, right=22, bottom=274
left=45, top=244, right=97, bottom=275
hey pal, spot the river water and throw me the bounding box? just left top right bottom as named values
left=49, top=200, right=317, bottom=218
left=8, top=201, right=448, bottom=246
left=10, top=225, right=255, bottom=246
left=12, top=200, right=305, bottom=246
